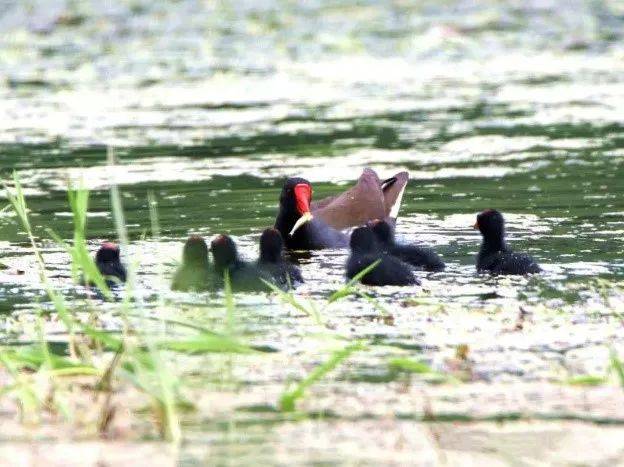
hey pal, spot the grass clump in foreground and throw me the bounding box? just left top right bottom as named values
left=0, top=169, right=387, bottom=446
left=0, top=161, right=474, bottom=449
left=0, top=171, right=252, bottom=443
left=3, top=168, right=624, bottom=456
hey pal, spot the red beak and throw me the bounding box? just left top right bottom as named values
left=293, top=183, right=312, bottom=215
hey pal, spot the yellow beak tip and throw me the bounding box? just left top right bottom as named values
left=289, top=212, right=313, bottom=236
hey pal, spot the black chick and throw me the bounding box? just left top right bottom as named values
left=346, top=226, right=419, bottom=286
left=95, top=242, right=127, bottom=286
left=171, top=235, right=212, bottom=292
left=210, top=234, right=265, bottom=292
left=370, top=220, right=445, bottom=272
left=474, top=209, right=541, bottom=275
left=257, top=228, right=303, bottom=289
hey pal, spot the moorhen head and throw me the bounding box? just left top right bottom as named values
left=210, top=234, right=267, bottom=291
left=346, top=226, right=418, bottom=286
left=171, top=235, right=212, bottom=292
left=474, top=209, right=541, bottom=275
left=259, top=228, right=286, bottom=263
left=95, top=242, right=126, bottom=284
left=210, top=234, right=239, bottom=272
left=277, top=177, right=314, bottom=233
left=349, top=226, right=380, bottom=255
left=96, top=242, right=121, bottom=263
left=369, top=219, right=445, bottom=272
left=274, top=177, right=347, bottom=250
left=474, top=209, right=506, bottom=249
left=257, top=228, right=303, bottom=289
left=182, top=235, right=210, bottom=266
left=369, top=219, right=395, bottom=246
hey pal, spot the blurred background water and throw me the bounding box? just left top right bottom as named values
left=0, top=0, right=622, bottom=280
left=1, top=0, right=624, bottom=462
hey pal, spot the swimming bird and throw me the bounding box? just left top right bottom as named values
left=171, top=235, right=212, bottom=292
left=210, top=234, right=266, bottom=291
left=275, top=168, right=409, bottom=250
left=474, top=209, right=541, bottom=275
left=95, top=242, right=127, bottom=286
left=369, top=219, right=445, bottom=272
left=346, top=226, right=419, bottom=286
left=257, top=228, right=303, bottom=289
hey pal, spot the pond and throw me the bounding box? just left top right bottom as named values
left=1, top=0, right=624, bottom=464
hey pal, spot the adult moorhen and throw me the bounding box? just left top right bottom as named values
left=474, top=209, right=541, bottom=275
left=171, top=235, right=212, bottom=292
left=275, top=168, right=409, bottom=250
left=369, top=219, right=445, bottom=272
left=257, top=228, right=303, bottom=289
left=346, top=226, right=419, bottom=286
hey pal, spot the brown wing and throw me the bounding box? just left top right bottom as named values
left=310, top=194, right=338, bottom=211
left=313, top=168, right=388, bottom=230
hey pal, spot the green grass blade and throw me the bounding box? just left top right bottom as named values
left=610, top=349, right=624, bottom=387
left=388, top=357, right=458, bottom=384
left=356, top=290, right=391, bottom=317
left=388, top=358, right=433, bottom=374
left=224, top=270, right=236, bottom=336
left=279, top=341, right=365, bottom=412
left=147, top=191, right=167, bottom=321
left=328, top=260, right=381, bottom=303
left=3, top=346, right=98, bottom=372
left=261, top=279, right=323, bottom=325
left=565, top=375, right=607, bottom=386
left=66, top=186, right=113, bottom=298
left=107, top=146, right=181, bottom=444
left=0, top=351, right=40, bottom=416
left=159, top=333, right=253, bottom=354
left=4, top=173, right=76, bottom=331
left=49, top=367, right=102, bottom=377
left=81, top=325, right=123, bottom=351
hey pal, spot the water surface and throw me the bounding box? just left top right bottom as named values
left=1, top=0, right=624, bottom=463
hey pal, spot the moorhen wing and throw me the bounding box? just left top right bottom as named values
left=474, top=209, right=541, bottom=275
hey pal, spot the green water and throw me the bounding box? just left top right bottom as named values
left=1, top=0, right=624, bottom=463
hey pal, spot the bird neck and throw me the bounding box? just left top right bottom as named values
left=214, top=261, right=233, bottom=274
left=380, top=234, right=393, bottom=247
left=260, top=250, right=281, bottom=263
left=276, top=206, right=296, bottom=225
left=185, top=258, right=209, bottom=268
left=353, top=247, right=375, bottom=255
left=480, top=233, right=506, bottom=254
